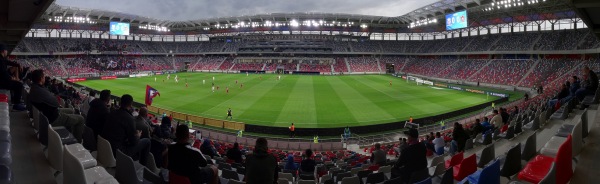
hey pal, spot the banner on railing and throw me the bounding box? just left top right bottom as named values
left=67, top=78, right=86, bottom=82
left=101, top=76, right=117, bottom=80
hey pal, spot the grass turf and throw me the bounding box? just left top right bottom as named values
left=78, top=73, right=500, bottom=128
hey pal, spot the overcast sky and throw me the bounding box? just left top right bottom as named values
left=56, top=0, right=439, bottom=21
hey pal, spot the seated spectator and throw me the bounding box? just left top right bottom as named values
left=576, top=66, right=598, bottom=101
left=370, top=143, right=386, bottom=165
left=200, top=138, right=219, bottom=158
left=0, top=44, right=25, bottom=111
left=469, top=119, right=484, bottom=137
left=79, top=90, right=95, bottom=117
left=245, top=138, right=278, bottom=184
left=156, top=116, right=172, bottom=139
left=432, top=132, right=445, bottom=155
left=284, top=155, right=298, bottom=171
left=168, top=124, right=218, bottom=184
left=226, top=142, right=243, bottom=164
left=490, top=110, right=503, bottom=129
left=300, top=149, right=316, bottom=174
left=29, top=69, right=84, bottom=142
left=481, top=117, right=492, bottom=131
left=86, top=90, right=111, bottom=138
left=510, top=106, right=519, bottom=119
left=102, top=94, right=151, bottom=166
left=548, top=83, right=569, bottom=109
left=391, top=128, right=427, bottom=182
left=452, top=122, right=469, bottom=152
left=134, top=107, right=151, bottom=139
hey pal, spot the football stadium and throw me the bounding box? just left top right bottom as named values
left=1, top=0, right=600, bottom=183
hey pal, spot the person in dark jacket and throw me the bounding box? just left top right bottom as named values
left=391, top=128, right=427, bottom=183
left=86, top=90, right=111, bottom=138
left=0, top=44, right=25, bottom=111
left=452, top=122, right=469, bottom=152
left=548, top=83, right=570, bottom=108
left=576, top=66, right=599, bottom=101
left=29, top=69, right=85, bottom=142
left=300, top=149, right=316, bottom=174
left=168, top=124, right=218, bottom=184
left=245, top=138, right=278, bottom=184
left=226, top=142, right=243, bottom=164
left=101, top=94, right=150, bottom=166
left=200, top=138, right=219, bottom=158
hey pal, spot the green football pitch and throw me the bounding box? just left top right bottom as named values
left=78, top=73, right=501, bottom=128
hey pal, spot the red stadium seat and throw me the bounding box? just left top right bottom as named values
left=445, top=152, right=464, bottom=169
left=169, top=172, right=191, bottom=184
left=518, top=135, right=573, bottom=184
left=367, top=165, right=380, bottom=171
left=453, top=154, right=477, bottom=181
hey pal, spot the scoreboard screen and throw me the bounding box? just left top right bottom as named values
left=110, top=22, right=130, bottom=36
left=446, top=10, right=468, bottom=30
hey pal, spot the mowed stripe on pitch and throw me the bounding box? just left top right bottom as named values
left=326, top=76, right=395, bottom=124
left=313, top=76, right=358, bottom=127
left=200, top=75, right=280, bottom=119
left=239, top=76, right=300, bottom=124
left=274, top=76, right=318, bottom=126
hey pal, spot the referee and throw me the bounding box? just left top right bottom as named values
left=226, top=108, right=233, bottom=120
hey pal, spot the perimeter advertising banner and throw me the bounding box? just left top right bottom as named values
left=445, top=84, right=510, bottom=98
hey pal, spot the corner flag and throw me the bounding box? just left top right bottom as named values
left=145, top=85, right=160, bottom=106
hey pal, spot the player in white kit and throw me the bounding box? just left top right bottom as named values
left=167, top=74, right=171, bottom=80
left=203, top=79, right=205, bottom=85
left=212, top=86, right=215, bottom=92
left=175, top=75, right=179, bottom=83
left=278, top=75, right=281, bottom=80
left=154, top=77, right=156, bottom=82
left=212, top=76, right=215, bottom=81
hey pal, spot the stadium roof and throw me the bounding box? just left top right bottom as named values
left=1, top=0, right=55, bottom=52
left=39, top=0, right=574, bottom=31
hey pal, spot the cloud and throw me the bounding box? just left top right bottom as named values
left=55, top=0, right=439, bottom=21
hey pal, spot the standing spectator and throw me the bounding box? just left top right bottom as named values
left=576, top=66, right=598, bottom=101
left=391, top=128, right=427, bottom=182
left=452, top=122, right=469, bottom=152
left=168, top=124, right=218, bottom=184
left=245, top=138, right=278, bottom=184
left=432, top=132, right=445, bottom=155
left=490, top=110, right=503, bottom=129
left=226, top=142, right=243, bottom=164
left=370, top=143, right=386, bottom=165
left=29, top=69, right=85, bottom=142
left=102, top=94, right=151, bottom=166
left=0, top=43, right=25, bottom=111
left=500, top=108, right=510, bottom=124
left=86, top=90, right=111, bottom=138
left=134, top=107, right=151, bottom=139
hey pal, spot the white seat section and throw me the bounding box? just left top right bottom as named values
left=47, top=126, right=97, bottom=172
left=63, top=147, right=117, bottom=184
left=540, top=117, right=582, bottom=158
left=96, top=135, right=116, bottom=168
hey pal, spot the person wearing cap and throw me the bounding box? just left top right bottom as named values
left=168, top=124, right=218, bottom=184
left=0, top=43, right=25, bottom=111
left=391, top=128, right=427, bottom=182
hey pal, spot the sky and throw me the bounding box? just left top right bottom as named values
left=56, top=0, right=439, bottom=21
